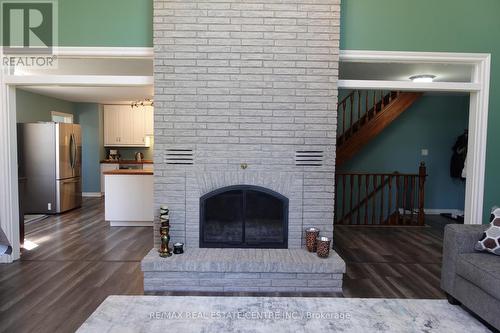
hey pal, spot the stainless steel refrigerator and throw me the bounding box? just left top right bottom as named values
left=17, top=122, right=82, bottom=214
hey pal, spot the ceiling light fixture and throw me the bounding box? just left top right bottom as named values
left=409, top=74, right=436, bottom=83
left=131, top=98, right=154, bottom=108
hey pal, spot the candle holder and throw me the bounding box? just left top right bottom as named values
left=158, top=206, right=172, bottom=258
left=305, top=227, right=320, bottom=252
left=316, top=237, right=331, bottom=258
left=173, top=242, right=184, bottom=254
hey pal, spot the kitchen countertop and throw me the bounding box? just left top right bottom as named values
left=100, top=159, right=153, bottom=164
left=103, top=169, right=153, bottom=175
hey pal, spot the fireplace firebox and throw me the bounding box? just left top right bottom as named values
left=200, top=185, right=288, bottom=248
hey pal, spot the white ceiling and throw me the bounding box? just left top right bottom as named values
left=19, top=85, right=154, bottom=104
left=14, top=58, right=473, bottom=103
left=339, top=62, right=474, bottom=82
left=16, top=57, right=154, bottom=103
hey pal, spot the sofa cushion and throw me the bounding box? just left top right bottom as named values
left=457, top=253, right=500, bottom=299
left=475, top=209, right=500, bottom=255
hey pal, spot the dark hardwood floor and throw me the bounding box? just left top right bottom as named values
left=334, top=218, right=448, bottom=299
left=0, top=198, right=449, bottom=332
left=0, top=198, right=153, bottom=333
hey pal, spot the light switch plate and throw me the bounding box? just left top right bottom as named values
left=421, top=149, right=429, bottom=156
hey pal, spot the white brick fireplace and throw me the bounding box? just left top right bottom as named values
left=153, top=0, right=340, bottom=249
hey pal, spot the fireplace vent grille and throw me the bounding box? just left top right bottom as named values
left=165, top=149, right=194, bottom=165
left=295, top=150, right=324, bottom=166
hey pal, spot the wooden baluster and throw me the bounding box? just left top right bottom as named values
left=395, top=174, right=400, bottom=224
left=342, top=101, right=346, bottom=136
left=381, top=90, right=385, bottom=108
left=372, top=91, right=376, bottom=114
left=365, top=91, right=369, bottom=119
left=388, top=174, right=393, bottom=224
left=372, top=174, right=377, bottom=224
left=418, top=162, right=427, bottom=226
left=357, top=174, right=361, bottom=224
left=403, top=176, right=408, bottom=225
left=357, top=90, right=361, bottom=124
left=349, top=174, right=354, bottom=224
left=364, top=174, right=369, bottom=225
left=349, top=93, right=354, bottom=130
left=410, top=176, right=416, bottom=224
left=380, top=175, right=385, bottom=224
left=341, top=175, right=346, bottom=224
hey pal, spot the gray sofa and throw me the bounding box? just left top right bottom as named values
left=441, top=224, right=500, bottom=330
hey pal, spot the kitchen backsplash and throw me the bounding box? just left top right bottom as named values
left=105, top=147, right=153, bottom=160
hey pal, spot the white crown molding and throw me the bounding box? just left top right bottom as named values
left=5, top=75, right=153, bottom=86
left=55, top=47, right=153, bottom=58
left=338, top=80, right=481, bottom=92
left=339, top=50, right=490, bottom=65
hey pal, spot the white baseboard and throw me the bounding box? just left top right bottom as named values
left=424, top=209, right=464, bottom=216
left=109, top=221, right=153, bottom=227
left=82, top=192, right=103, bottom=198
left=397, top=208, right=464, bottom=217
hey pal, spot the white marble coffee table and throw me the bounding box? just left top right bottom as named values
left=77, top=296, right=491, bottom=333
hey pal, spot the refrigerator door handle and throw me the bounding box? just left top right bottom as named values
left=70, top=133, right=76, bottom=170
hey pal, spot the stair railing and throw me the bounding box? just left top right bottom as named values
left=337, top=90, right=400, bottom=143
left=335, top=162, right=427, bottom=226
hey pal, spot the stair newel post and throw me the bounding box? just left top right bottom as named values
left=418, top=162, right=427, bottom=226
left=349, top=174, right=354, bottom=224
left=379, top=174, right=385, bottom=224
left=357, top=174, right=361, bottom=225
left=364, top=174, right=370, bottom=224
left=395, top=173, right=400, bottom=222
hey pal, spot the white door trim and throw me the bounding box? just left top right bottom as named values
left=0, top=47, right=154, bottom=263
left=0, top=49, right=491, bottom=263
left=338, top=50, right=491, bottom=226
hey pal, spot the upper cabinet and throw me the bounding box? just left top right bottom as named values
left=104, top=105, right=153, bottom=147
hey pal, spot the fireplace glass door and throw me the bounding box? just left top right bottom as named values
left=200, top=185, right=288, bottom=248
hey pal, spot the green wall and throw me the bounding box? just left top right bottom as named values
left=74, top=103, right=104, bottom=193
left=341, top=0, right=500, bottom=223
left=16, top=89, right=75, bottom=123
left=58, top=0, right=153, bottom=46
left=339, top=93, right=469, bottom=211
left=16, top=90, right=106, bottom=193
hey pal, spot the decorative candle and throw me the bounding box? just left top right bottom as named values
left=316, top=237, right=331, bottom=258
left=305, top=227, right=320, bottom=252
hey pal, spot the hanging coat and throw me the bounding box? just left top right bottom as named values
left=450, top=132, right=468, bottom=179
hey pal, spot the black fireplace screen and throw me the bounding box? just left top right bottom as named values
left=200, top=185, right=288, bottom=248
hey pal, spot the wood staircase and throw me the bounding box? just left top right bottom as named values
left=336, top=90, right=422, bottom=166
left=335, top=163, right=427, bottom=226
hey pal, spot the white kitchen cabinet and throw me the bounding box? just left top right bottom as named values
left=143, top=106, right=154, bottom=136
left=103, top=106, right=121, bottom=145
left=100, top=163, right=119, bottom=193
left=105, top=173, right=153, bottom=226
left=103, top=105, right=154, bottom=147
